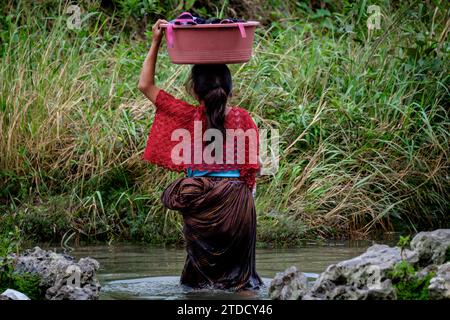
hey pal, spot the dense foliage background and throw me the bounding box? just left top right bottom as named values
left=1, top=0, right=449, bottom=246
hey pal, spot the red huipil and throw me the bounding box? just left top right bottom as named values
left=142, top=89, right=260, bottom=189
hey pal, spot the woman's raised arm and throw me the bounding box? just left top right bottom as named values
left=138, top=19, right=168, bottom=104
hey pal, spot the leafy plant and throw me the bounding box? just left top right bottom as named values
left=0, top=226, right=44, bottom=299
left=397, top=235, right=411, bottom=259
left=388, top=261, right=435, bottom=300
left=4, top=273, right=44, bottom=300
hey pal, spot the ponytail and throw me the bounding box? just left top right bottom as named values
left=204, top=86, right=228, bottom=136
left=187, top=64, right=232, bottom=139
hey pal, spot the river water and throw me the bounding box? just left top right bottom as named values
left=61, top=241, right=383, bottom=300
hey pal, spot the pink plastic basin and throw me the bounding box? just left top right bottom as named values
left=161, top=21, right=259, bottom=64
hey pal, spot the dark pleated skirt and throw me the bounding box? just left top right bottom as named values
left=161, top=177, right=263, bottom=291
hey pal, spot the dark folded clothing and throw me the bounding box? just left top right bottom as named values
left=161, top=177, right=263, bottom=291
left=170, top=12, right=246, bottom=26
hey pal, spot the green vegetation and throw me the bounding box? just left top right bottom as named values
left=0, top=0, right=449, bottom=245
left=388, top=260, right=435, bottom=300
left=397, top=235, right=411, bottom=258
left=0, top=227, right=44, bottom=299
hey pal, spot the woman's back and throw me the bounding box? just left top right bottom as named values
left=142, top=89, right=259, bottom=189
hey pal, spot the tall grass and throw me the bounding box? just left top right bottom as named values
left=0, top=1, right=449, bottom=245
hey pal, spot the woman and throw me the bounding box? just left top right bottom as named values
left=138, top=19, right=262, bottom=291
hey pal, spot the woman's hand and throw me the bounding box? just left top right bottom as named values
left=152, top=19, right=168, bottom=43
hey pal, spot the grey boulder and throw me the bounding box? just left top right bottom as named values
left=268, top=266, right=308, bottom=300
left=428, top=262, right=450, bottom=300
left=306, top=244, right=418, bottom=300
left=411, top=229, right=450, bottom=267
left=13, top=246, right=101, bottom=300
left=1, top=289, right=30, bottom=300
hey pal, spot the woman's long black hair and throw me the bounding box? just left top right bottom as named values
left=187, top=64, right=232, bottom=136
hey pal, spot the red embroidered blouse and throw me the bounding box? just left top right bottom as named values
left=142, top=89, right=260, bottom=189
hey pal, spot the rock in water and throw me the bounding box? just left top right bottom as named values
left=269, top=229, right=450, bottom=300
left=1, top=289, right=30, bottom=300
left=428, top=262, right=450, bottom=300
left=13, top=247, right=101, bottom=300
left=306, top=244, right=418, bottom=300
left=268, top=266, right=308, bottom=300
left=410, top=229, right=450, bottom=267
